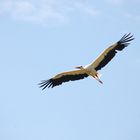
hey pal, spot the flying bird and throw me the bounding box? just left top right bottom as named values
left=39, top=33, right=134, bottom=89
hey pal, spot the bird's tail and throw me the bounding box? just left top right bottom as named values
left=97, top=72, right=102, bottom=79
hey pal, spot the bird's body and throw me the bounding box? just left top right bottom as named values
left=39, top=33, right=134, bottom=89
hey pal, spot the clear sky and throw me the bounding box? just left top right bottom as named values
left=0, top=0, right=140, bottom=140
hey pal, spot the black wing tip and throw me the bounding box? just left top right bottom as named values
left=117, top=33, right=134, bottom=49
left=38, top=79, right=55, bottom=90
left=119, top=33, right=135, bottom=43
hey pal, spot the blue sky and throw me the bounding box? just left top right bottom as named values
left=0, top=0, right=140, bottom=140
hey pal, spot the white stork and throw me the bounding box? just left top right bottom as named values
left=39, top=33, right=134, bottom=89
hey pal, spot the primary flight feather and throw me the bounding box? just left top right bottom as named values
left=39, top=33, right=134, bottom=89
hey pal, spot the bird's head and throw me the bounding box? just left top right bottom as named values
left=75, top=66, right=83, bottom=69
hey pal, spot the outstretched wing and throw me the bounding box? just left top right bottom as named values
left=39, top=69, right=88, bottom=89
left=91, top=33, right=134, bottom=71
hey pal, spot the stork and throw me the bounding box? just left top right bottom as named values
left=39, top=33, right=134, bottom=89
